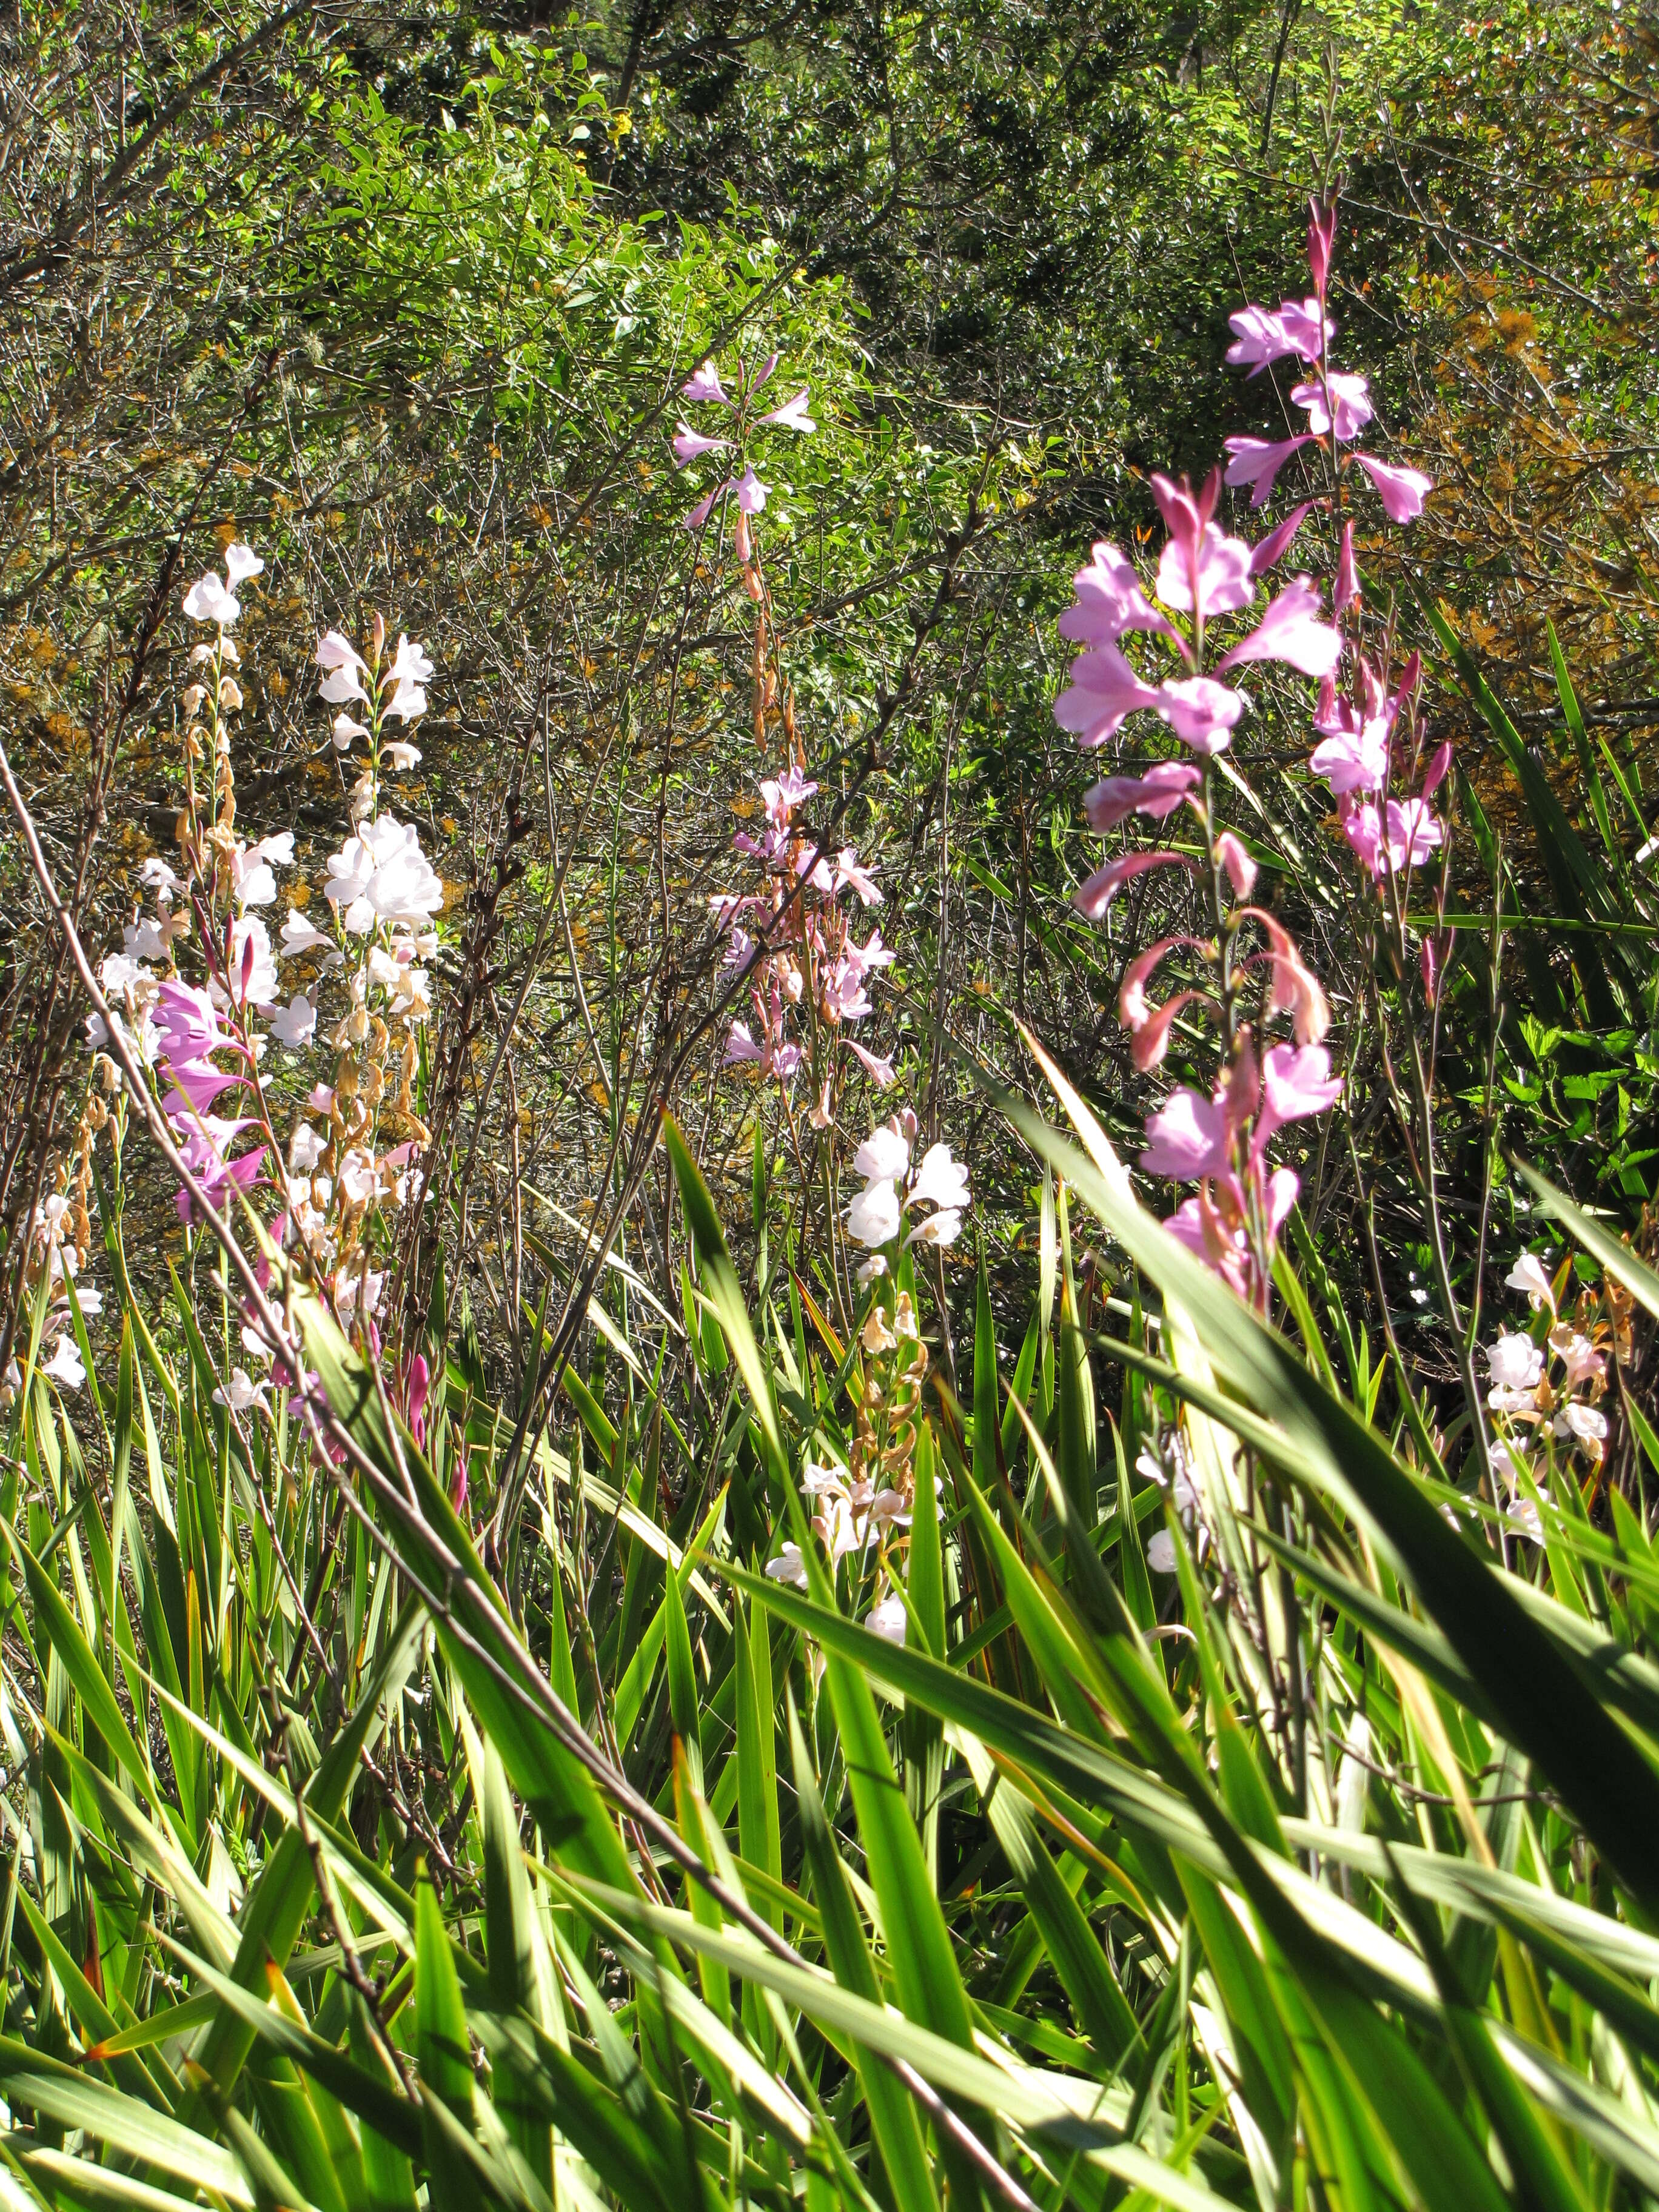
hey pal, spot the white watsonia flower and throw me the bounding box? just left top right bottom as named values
left=267, top=994, right=316, bottom=1049
left=223, top=543, right=263, bottom=585
left=764, top=1543, right=809, bottom=1590
left=183, top=572, right=240, bottom=626
left=213, top=1367, right=269, bottom=1414
left=1484, top=1329, right=1543, bottom=1395
left=42, top=1335, right=85, bottom=1391
left=281, top=910, right=333, bottom=958
left=853, top=1121, right=910, bottom=1184
left=1504, top=1252, right=1557, bottom=1312
left=846, top=1179, right=902, bottom=1248
left=908, top=1141, right=970, bottom=1215
left=866, top=1593, right=907, bottom=1644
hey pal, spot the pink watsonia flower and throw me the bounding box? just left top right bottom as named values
left=1352, top=453, right=1434, bottom=523
left=845, top=927, right=897, bottom=977
left=1074, top=848, right=1195, bottom=922
left=1059, top=541, right=1177, bottom=646
left=682, top=484, right=720, bottom=532
left=1292, top=372, right=1373, bottom=443
left=748, top=352, right=780, bottom=392
left=1084, top=762, right=1201, bottom=831
left=682, top=360, right=731, bottom=405
left=1223, top=434, right=1314, bottom=509
left=1054, top=644, right=1163, bottom=748
left=1130, top=991, right=1208, bottom=1072
left=1259, top=920, right=1332, bottom=1045
left=1257, top=1043, right=1343, bottom=1145
left=1216, top=831, right=1258, bottom=898
left=1225, top=297, right=1333, bottom=372
left=1333, top=522, right=1359, bottom=617
left=1311, top=720, right=1390, bottom=796
left=163, top=1061, right=244, bottom=1119
left=1421, top=740, right=1453, bottom=800
left=1307, top=198, right=1338, bottom=299
left=1154, top=516, right=1255, bottom=623
left=1388, top=797, right=1445, bottom=868
left=672, top=421, right=735, bottom=466
left=759, top=389, right=816, bottom=432
left=833, top=849, right=883, bottom=906
left=1216, top=575, right=1342, bottom=679
left=1157, top=676, right=1245, bottom=754
left=1118, top=935, right=1206, bottom=1031
left=1341, top=803, right=1385, bottom=877
left=760, top=765, right=817, bottom=828
left=1249, top=500, right=1319, bottom=575
left=733, top=466, right=769, bottom=514
left=1165, top=1166, right=1299, bottom=1299
left=1141, top=1085, right=1237, bottom=1181
left=846, top=1037, right=897, bottom=1087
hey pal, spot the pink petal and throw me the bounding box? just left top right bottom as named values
left=1352, top=452, right=1434, bottom=522
left=1223, top=434, right=1313, bottom=509
left=1073, top=848, right=1194, bottom=922
left=1248, top=500, right=1319, bottom=575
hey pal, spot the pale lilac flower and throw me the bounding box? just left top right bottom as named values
left=1556, top=1401, right=1609, bottom=1451
left=682, top=361, right=731, bottom=406
left=847, top=1038, right=898, bottom=1087
left=1217, top=576, right=1342, bottom=679
left=222, top=916, right=279, bottom=1008
left=268, top=994, right=316, bottom=1049
left=733, top=466, right=769, bottom=514
left=1310, top=713, right=1390, bottom=796
left=224, top=543, right=264, bottom=585
left=822, top=952, right=873, bottom=1022
left=1059, top=542, right=1176, bottom=646
left=759, top=389, right=816, bottom=432
left=1054, top=643, right=1162, bottom=748
left=833, top=850, right=883, bottom=906
left=760, top=766, right=817, bottom=828
left=141, top=856, right=180, bottom=897
left=1084, top=762, right=1201, bottom=831
left=672, top=421, right=735, bottom=466
left=749, top=352, right=780, bottom=392
left=1486, top=1330, right=1544, bottom=1396
left=1157, top=676, right=1245, bottom=754
left=844, top=928, right=897, bottom=979
left=214, top=1367, right=269, bottom=1413
left=1292, top=372, right=1373, bottom=443
left=1074, top=848, right=1193, bottom=921
left=1506, top=1253, right=1557, bottom=1312
left=384, top=740, right=421, bottom=771
left=1549, top=1326, right=1606, bottom=1389
left=683, top=485, right=720, bottom=532
left=1353, top=454, right=1434, bottom=523
left=333, top=714, right=369, bottom=749
left=1223, top=434, right=1314, bottom=508
left=905, top=1208, right=964, bottom=1250
left=183, top=572, right=240, bottom=626
left=866, top=1593, right=908, bottom=1644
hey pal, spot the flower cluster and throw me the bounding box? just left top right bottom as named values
left=86, top=540, right=444, bottom=1356
left=842, top=1110, right=971, bottom=1279
left=1482, top=1252, right=1632, bottom=1534
left=671, top=352, right=816, bottom=565
left=1053, top=468, right=1344, bottom=1304
left=1222, top=198, right=1449, bottom=904
left=765, top=1283, right=943, bottom=1648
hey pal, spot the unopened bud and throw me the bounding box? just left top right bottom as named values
left=371, top=611, right=386, bottom=663
left=734, top=512, right=751, bottom=564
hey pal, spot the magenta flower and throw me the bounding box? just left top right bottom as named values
left=1225, top=297, right=1332, bottom=373
left=672, top=421, right=735, bottom=466
left=1216, top=576, right=1342, bottom=679
left=1292, top=372, right=1373, bottom=443
left=1307, top=199, right=1338, bottom=300
left=1352, top=454, right=1434, bottom=522
left=1157, top=676, right=1245, bottom=754
left=153, top=980, right=228, bottom=1068
left=759, top=389, right=816, bottom=432
left=1054, top=644, right=1162, bottom=749
left=1340, top=797, right=1444, bottom=879
left=1083, top=762, right=1201, bottom=831
left=1249, top=500, right=1319, bottom=574
left=1074, top=848, right=1194, bottom=922
left=682, top=361, right=731, bottom=405
left=163, top=1061, right=243, bottom=1119
left=1223, top=434, right=1314, bottom=509
left=1310, top=712, right=1390, bottom=796
left=1059, top=541, right=1176, bottom=646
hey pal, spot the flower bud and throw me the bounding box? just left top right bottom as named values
left=371, top=610, right=386, bottom=663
